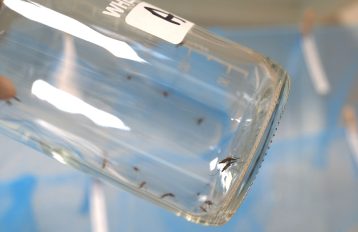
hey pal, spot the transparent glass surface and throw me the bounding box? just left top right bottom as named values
left=0, top=0, right=290, bottom=225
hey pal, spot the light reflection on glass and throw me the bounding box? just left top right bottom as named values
left=55, top=35, right=78, bottom=94
left=210, top=157, right=233, bottom=192
left=213, top=161, right=234, bottom=192
left=51, top=151, right=67, bottom=165
left=220, top=171, right=233, bottom=193
left=198, top=195, right=208, bottom=202
left=209, top=157, right=218, bottom=171
left=31, top=80, right=130, bottom=131
left=231, top=117, right=242, bottom=124
left=4, top=0, right=147, bottom=63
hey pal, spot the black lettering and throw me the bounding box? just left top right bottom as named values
left=144, top=6, right=185, bottom=25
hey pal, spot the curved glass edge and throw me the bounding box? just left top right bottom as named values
left=188, top=65, right=291, bottom=226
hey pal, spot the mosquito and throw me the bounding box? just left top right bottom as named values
left=219, top=157, right=240, bottom=172
left=210, top=156, right=242, bottom=175
left=102, top=158, right=108, bottom=169
left=160, top=193, right=175, bottom=199
left=196, top=117, right=204, bottom=125
left=162, top=91, right=169, bottom=98
left=204, top=200, right=213, bottom=206
left=200, top=200, right=214, bottom=212
left=139, top=181, right=146, bottom=189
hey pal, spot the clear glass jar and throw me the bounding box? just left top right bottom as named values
left=0, top=0, right=290, bottom=225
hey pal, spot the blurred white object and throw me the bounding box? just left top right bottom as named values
left=302, top=35, right=330, bottom=95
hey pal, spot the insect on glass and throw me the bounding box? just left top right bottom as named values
left=139, top=181, right=146, bottom=188
left=219, top=157, right=240, bottom=172
left=102, top=159, right=108, bottom=169
left=196, top=117, right=204, bottom=125
left=160, top=193, right=175, bottom=199
left=204, top=200, right=213, bottom=206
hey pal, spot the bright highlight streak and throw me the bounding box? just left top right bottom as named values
left=302, top=35, right=330, bottom=95
left=346, top=128, right=358, bottom=166
left=4, top=0, right=146, bottom=63
left=220, top=171, right=233, bottom=193
left=343, top=106, right=358, bottom=166
left=90, top=180, right=108, bottom=232
left=209, top=157, right=218, bottom=171
left=51, top=151, right=66, bottom=165
left=32, top=80, right=130, bottom=131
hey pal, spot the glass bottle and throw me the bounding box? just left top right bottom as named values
left=0, top=0, right=290, bottom=225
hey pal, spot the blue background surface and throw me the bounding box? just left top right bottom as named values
left=1, top=26, right=358, bottom=231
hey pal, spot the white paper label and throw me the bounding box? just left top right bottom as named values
left=125, top=2, right=194, bottom=44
